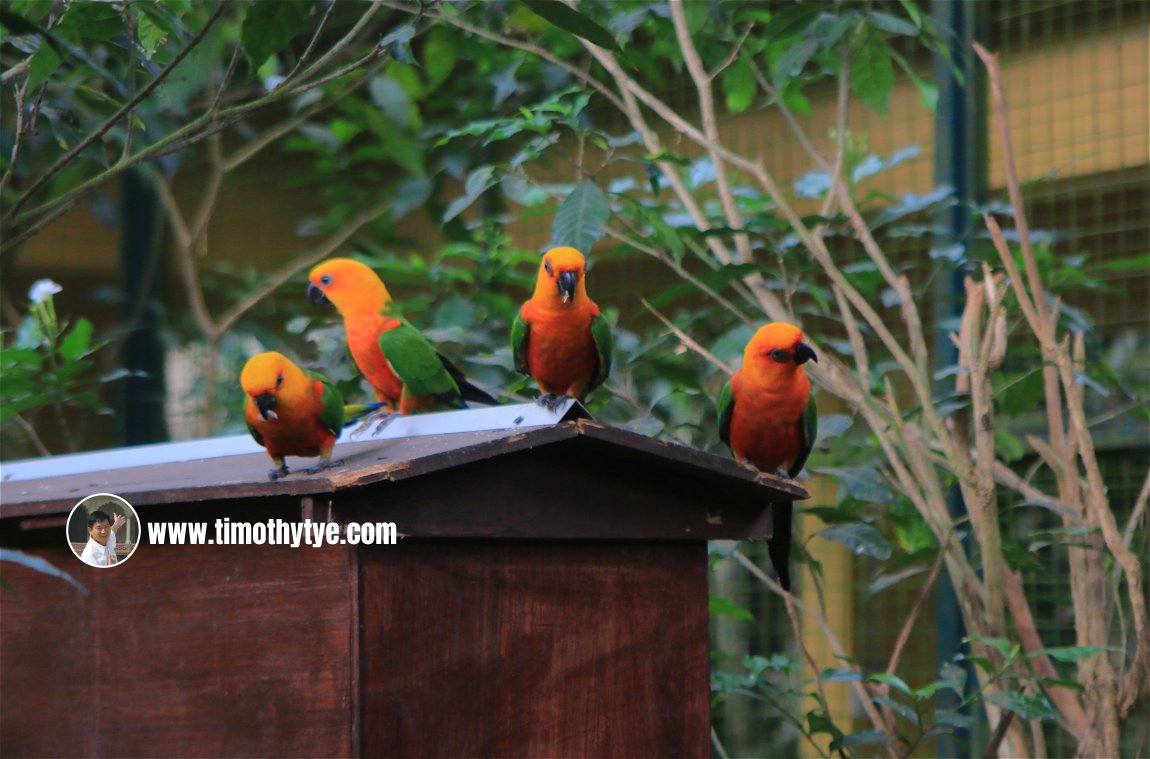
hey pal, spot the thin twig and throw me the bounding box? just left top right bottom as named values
left=730, top=548, right=899, bottom=755
left=640, top=298, right=733, bottom=375
left=884, top=541, right=948, bottom=677
left=13, top=414, right=52, bottom=457
left=216, top=200, right=393, bottom=334
left=1124, top=470, right=1150, bottom=548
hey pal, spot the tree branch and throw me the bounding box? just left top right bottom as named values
left=6, top=2, right=228, bottom=220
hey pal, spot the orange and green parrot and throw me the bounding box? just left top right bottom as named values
left=511, top=246, right=613, bottom=411
left=307, top=257, right=497, bottom=416
left=718, top=322, right=818, bottom=591
left=241, top=351, right=379, bottom=481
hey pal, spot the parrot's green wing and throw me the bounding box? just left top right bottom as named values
left=717, top=378, right=734, bottom=449
left=789, top=387, right=818, bottom=478
left=305, top=369, right=346, bottom=439
left=510, top=310, right=530, bottom=376
left=588, top=311, right=613, bottom=393
left=378, top=320, right=463, bottom=404
left=246, top=419, right=264, bottom=447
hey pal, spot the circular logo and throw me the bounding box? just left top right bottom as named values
left=67, top=493, right=141, bottom=568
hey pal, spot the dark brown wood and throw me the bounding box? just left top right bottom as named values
left=360, top=540, right=711, bottom=758
left=2, top=419, right=796, bottom=757
left=335, top=438, right=775, bottom=540
left=0, top=543, right=356, bottom=758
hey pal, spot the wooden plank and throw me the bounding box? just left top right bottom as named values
left=0, top=543, right=356, bottom=757
left=336, top=441, right=775, bottom=541
left=360, top=540, right=711, bottom=758
left=1, top=422, right=806, bottom=520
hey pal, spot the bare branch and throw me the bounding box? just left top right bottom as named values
left=216, top=200, right=393, bottom=334
left=641, top=299, right=733, bottom=376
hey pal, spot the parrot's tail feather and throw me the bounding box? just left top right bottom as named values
left=458, top=379, right=499, bottom=406
left=768, top=501, right=793, bottom=592
left=438, top=352, right=500, bottom=406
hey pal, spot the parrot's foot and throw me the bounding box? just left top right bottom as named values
left=303, top=459, right=344, bottom=475
left=533, top=393, right=570, bottom=413
left=267, top=464, right=290, bottom=481
left=370, top=412, right=404, bottom=435
left=349, top=408, right=394, bottom=438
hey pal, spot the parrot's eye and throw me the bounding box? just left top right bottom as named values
left=276, top=372, right=284, bottom=387
left=544, top=259, right=553, bottom=276
left=769, top=348, right=791, bottom=363
left=320, top=274, right=333, bottom=286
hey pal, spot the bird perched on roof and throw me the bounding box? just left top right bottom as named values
left=511, top=246, right=613, bottom=411
left=241, top=351, right=379, bottom=481
left=307, top=258, right=497, bottom=418
left=718, top=322, right=818, bottom=591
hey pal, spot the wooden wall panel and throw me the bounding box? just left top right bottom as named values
left=1, top=543, right=356, bottom=757
left=361, top=540, right=711, bottom=758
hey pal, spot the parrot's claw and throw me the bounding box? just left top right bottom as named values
left=303, top=459, right=344, bottom=475
left=533, top=393, right=570, bottom=413
left=370, top=412, right=404, bottom=435
left=267, top=465, right=290, bottom=481
left=349, top=408, right=394, bottom=438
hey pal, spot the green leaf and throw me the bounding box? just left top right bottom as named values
left=807, top=711, right=843, bottom=739
left=995, top=369, right=1045, bottom=417
left=523, top=0, right=622, bottom=54
left=58, top=318, right=93, bottom=362
left=25, top=42, right=62, bottom=92
left=872, top=695, right=920, bottom=725
left=723, top=56, right=756, bottom=114
left=709, top=595, right=756, bottom=622
left=551, top=181, right=608, bottom=253
left=851, top=33, right=894, bottom=116
left=817, top=523, right=892, bottom=560
left=242, top=0, right=312, bottom=78
left=57, top=2, right=123, bottom=42
left=761, top=4, right=823, bottom=42
left=867, top=565, right=929, bottom=596
left=820, top=667, right=863, bottom=683
left=815, top=465, right=893, bottom=503
left=897, top=0, right=924, bottom=29
left=773, top=36, right=819, bottom=90
left=867, top=10, right=920, bottom=37
left=892, top=50, right=938, bottom=110
left=985, top=690, right=1058, bottom=721
left=443, top=165, right=498, bottom=223
left=1029, top=645, right=1114, bottom=663
left=0, top=548, right=88, bottom=595
left=868, top=672, right=912, bottom=696
left=422, top=28, right=456, bottom=92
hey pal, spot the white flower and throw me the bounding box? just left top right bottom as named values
left=28, top=279, right=62, bottom=304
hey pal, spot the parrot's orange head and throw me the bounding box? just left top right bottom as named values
left=241, top=351, right=307, bottom=421
left=308, top=258, right=393, bottom=316
left=534, top=246, right=589, bottom=305
left=744, top=322, right=817, bottom=377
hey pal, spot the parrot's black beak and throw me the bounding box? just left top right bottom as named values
left=254, top=393, right=278, bottom=420
left=307, top=282, right=330, bottom=306
left=794, top=342, right=817, bottom=365
left=556, top=271, right=578, bottom=303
